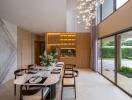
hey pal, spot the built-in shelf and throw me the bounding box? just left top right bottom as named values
left=47, top=33, right=76, bottom=47
left=46, top=33, right=77, bottom=57
left=45, top=33, right=91, bottom=67
left=60, top=48, right=76, bottom=49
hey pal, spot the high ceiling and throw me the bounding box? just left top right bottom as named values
left=0, top=0, right=67, bottom=33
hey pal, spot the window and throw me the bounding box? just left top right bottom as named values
left=116, top=0, right=128, bottom=9
left=102, top=36, right=115, bottom=82
left=97, top=40, right=101, bottom=73
left=102, top=0, right=114, bottom=20
left=96, top=5, right=101, bottom=24
left=98, top=0, right=129, bottom=22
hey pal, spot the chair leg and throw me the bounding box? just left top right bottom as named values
left=50, top=85, right=51, bottom=100
left=20, top=85, right=23, bottom=100
left=74, top=78, right=76, bottom=99
left=61, top=86, right=63, bottom=100
left=74, top=86, right=76, bottom=99
left=14, top=84, right=16, bottom=96
left=25, top=86, right=27, bottom=90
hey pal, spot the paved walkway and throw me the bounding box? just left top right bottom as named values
left=99, top=59, right=132, bottom=70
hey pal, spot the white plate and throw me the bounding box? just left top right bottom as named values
left=31, top=70, right=38, bottom=73
left=29, top=77, right=42, bottom=84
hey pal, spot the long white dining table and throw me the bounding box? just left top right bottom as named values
left=14, top=62, right=64, bottom=99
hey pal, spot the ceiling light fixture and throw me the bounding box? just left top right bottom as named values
left=76, top=0, right=104, bottom=31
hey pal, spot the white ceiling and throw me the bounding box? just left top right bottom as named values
left=0, top=0, right=67, bottom=33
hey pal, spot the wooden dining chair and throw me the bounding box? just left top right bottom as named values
left=61, top=64, right=79, bottom=100
left=20, top=85, right=50, bottom=100
left=14, top=69, right=28, bottom=96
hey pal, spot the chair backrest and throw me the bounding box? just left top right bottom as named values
left=64, top=64, right=74, bottom=78
left=14, top=69, right=27, bottom=79
left=21, top=86, right=41, bottom=96
left=63, top=64, right=79, bottom=78
left=21, top=86, right=50, bottom=100
left=64, top=64, right=73, bottom=70
left=27, top=64, right=35, bottom=69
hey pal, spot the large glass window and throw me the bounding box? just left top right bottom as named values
left=97, top=40, right=101, bottom=73
left=102, top=0, right=114, bottom=20
left=116, top=0, right=128, bottom=9
left=98, top=29, right=132, bottom=96
left=96, top=5, right=101, bottom=25
left=102, top=36, right=115, bottom=82
left=99, top=0, right=129, bottom=22
left=117, top=30, right=132, bottom=95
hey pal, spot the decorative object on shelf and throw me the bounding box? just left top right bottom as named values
left=46, top=33, right=77, bottom=58
left=76, top=0, right=104, bottom=30
left=40, top=51, right=57, bottom=68
left=60, top=48, right=76, bottom=57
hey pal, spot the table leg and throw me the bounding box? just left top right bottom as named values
left=46, top=84, right=56, bottom=100
left=20, top=85, right=22, bottom=100
left=50, top=84, right=56, bottom=99
left=41, top=88, right=43, bottom=100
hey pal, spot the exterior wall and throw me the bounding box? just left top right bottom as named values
left=99, top=1, right=132, bottom=37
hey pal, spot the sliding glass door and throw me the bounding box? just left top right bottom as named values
left=102, top=36, right=115, bottom=82
left=97, top=40, right=102, bottom=73
left=97, top=29, right=132, bottom=96
left=117, top=30, right=132, bottom=95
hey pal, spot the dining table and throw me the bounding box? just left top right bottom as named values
left=14, top=62, right=64, bottom=100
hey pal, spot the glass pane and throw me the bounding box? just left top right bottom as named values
left=97, top=40, right=101, bottom=73
left=102, top=0, right=114, bottom=20
left=116, top=0, right=128, bottom=9
left=102, top=36, right=115, bottom=82
left=117, top=30, right=132, bottom=94
left=96, top=5, right=101, bottom=24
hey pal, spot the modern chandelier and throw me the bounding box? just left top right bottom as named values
left=76, top=0, right=104, bottom=30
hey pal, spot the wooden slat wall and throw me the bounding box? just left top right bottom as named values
left=17, top=27, right=32, bottom=69
left=76, top=33, right=91, bottom=68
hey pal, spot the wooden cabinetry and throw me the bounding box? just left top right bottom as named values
left=60, top=57, right=76, bottom=65
left=45, top=33, right=91, bottom=68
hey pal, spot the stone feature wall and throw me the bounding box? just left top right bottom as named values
left=0, top=19, right=17, bottom=84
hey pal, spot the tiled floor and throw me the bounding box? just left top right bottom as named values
left=0, top=69, right=132, bottom=100
left=102, top=70, right=132, bottom=95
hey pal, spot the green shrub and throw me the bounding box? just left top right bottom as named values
left=118, top=66, right=132, bottom=78
left=102, top=47, right=115, bottom=58
left=119, top=66, right=132, bottom=73
left=102, top=47, right=132, bottom=59
left=122, top=48, right=132, bottom=59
